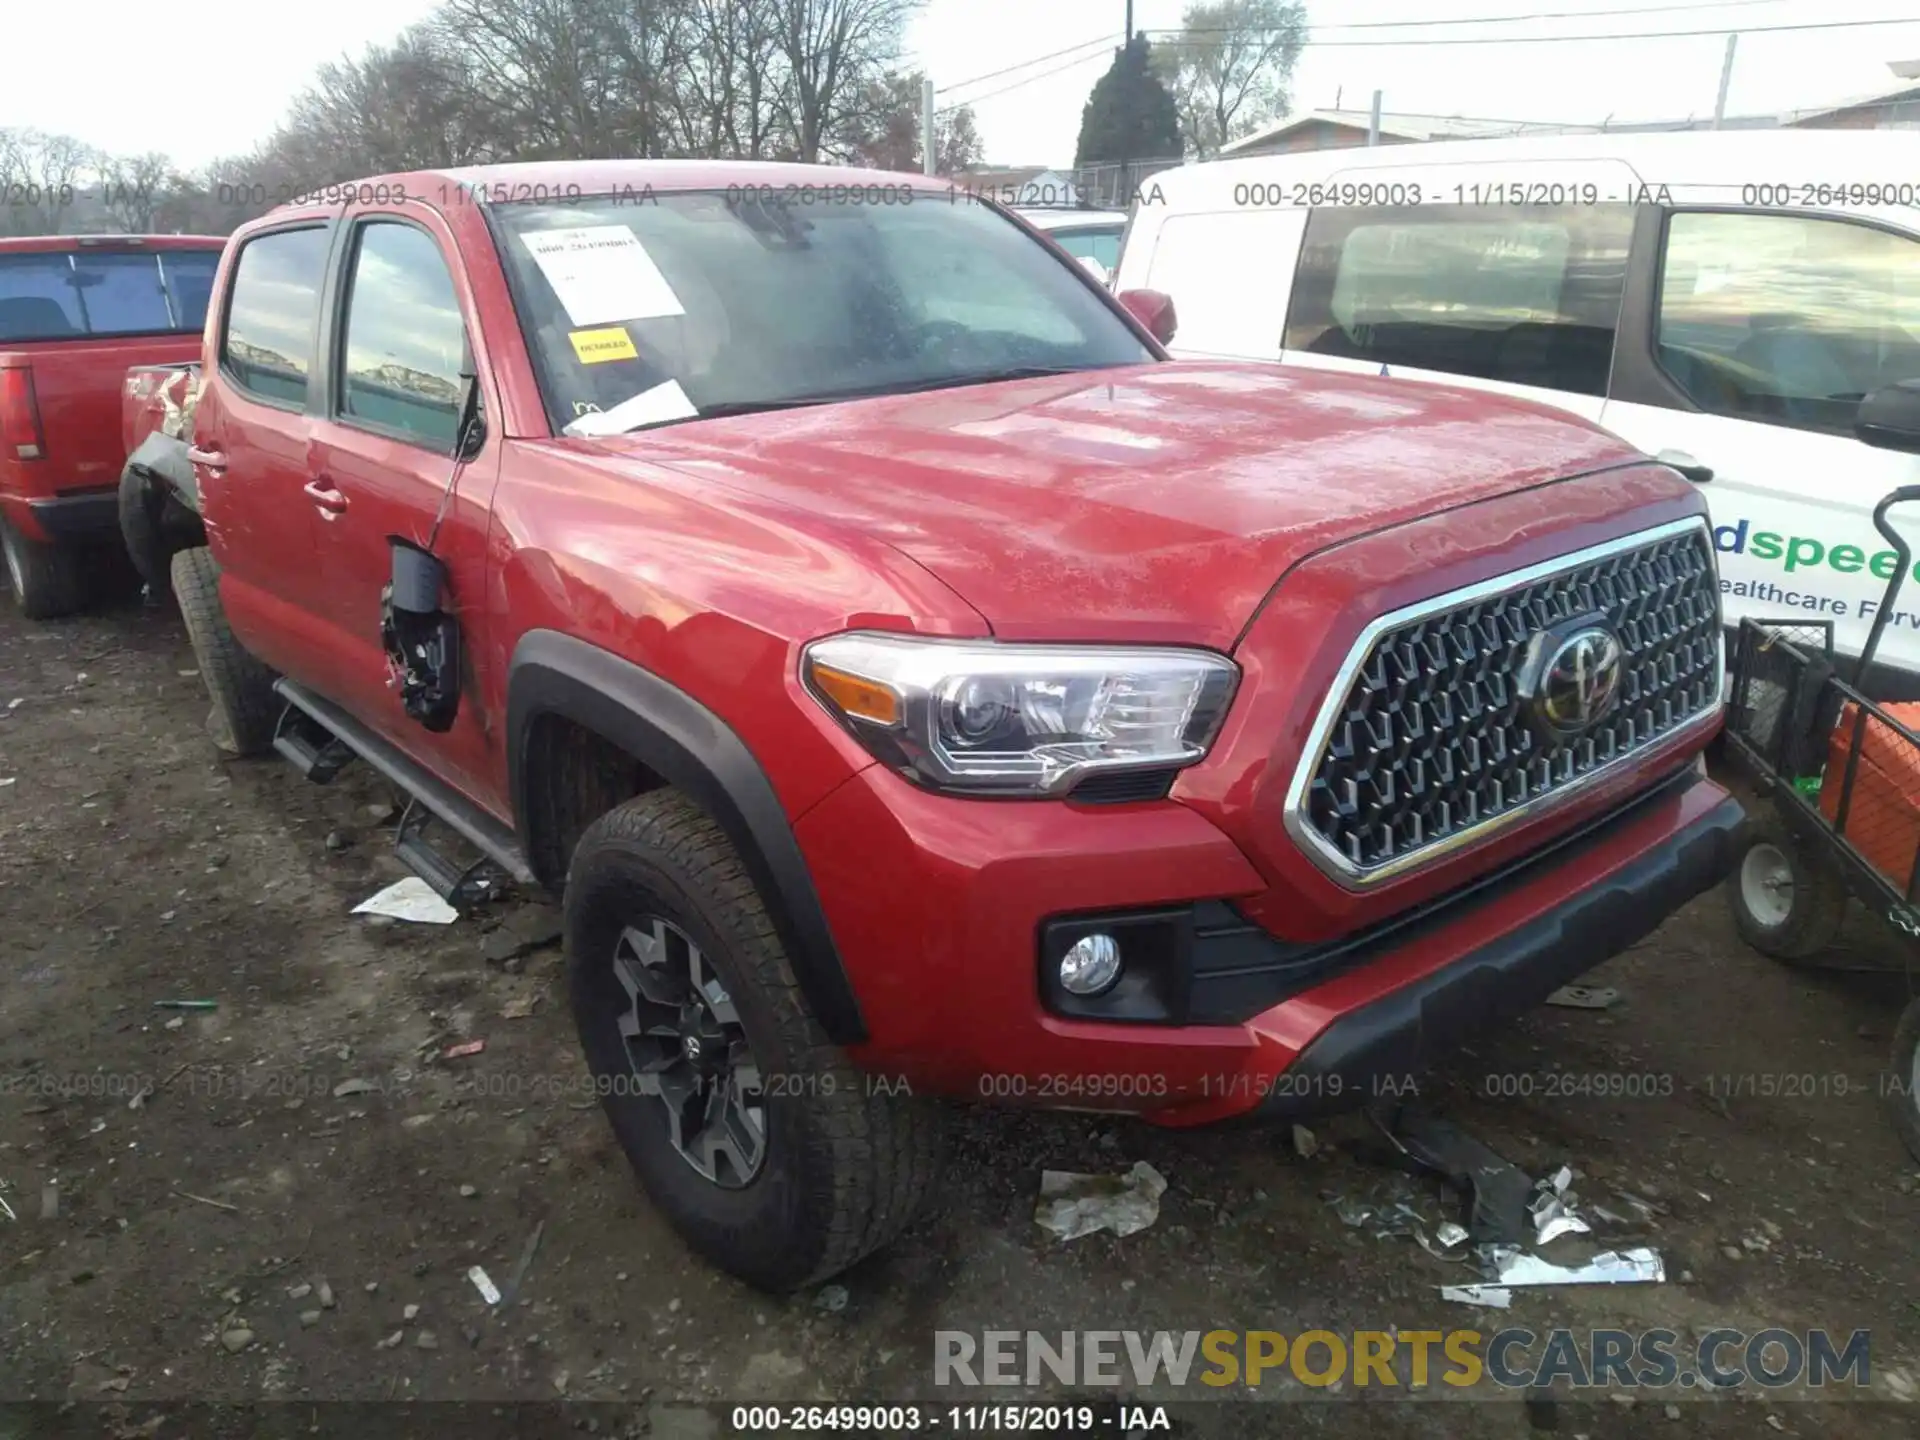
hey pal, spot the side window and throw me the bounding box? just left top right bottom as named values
left=1285, top=204, right=1634, bottom=397
left=1656, top=211, right=1920, bottom=435
left=222, top=227, right=332, bottom=406
left=339, top=222, right=468, bottom=450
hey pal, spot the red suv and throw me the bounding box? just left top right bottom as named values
left=0, top=235, right=225, bottom=616
left=168, top=161, right=1742, bottom=1291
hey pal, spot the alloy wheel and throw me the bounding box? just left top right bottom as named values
left=612, top=917, right=767, bottom=1187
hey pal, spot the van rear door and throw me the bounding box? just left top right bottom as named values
left=1277, top=156, right=1648, bottom=423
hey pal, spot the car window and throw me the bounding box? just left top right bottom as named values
left=339, top=222, right=467, bottom=450
left=1052, top=229, right=1122, bottom=270
left=222, top=227, right=332, bottom=406
left=1656, top=211, right=1920, bottom=435
left=493, top=190, right=1153, bottom=435
left=160, top=252, right=221, bottom=332
left=0, top=249, right=222, bottom=340
left=1285, top=204, right=1634, bottom=397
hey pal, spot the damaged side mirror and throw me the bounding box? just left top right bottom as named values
left=382, top=539, right=461, bottom=732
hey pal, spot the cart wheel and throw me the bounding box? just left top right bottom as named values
left=1725, top=817, right=1848, bottom=965
left=1887, top=999, right=1920, bottom=1167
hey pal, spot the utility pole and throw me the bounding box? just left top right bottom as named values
left=1368, top=89, right=1382, bottom=146
left=923, top=77, right=937, bottom=175
left=1126, top=0, right=1133, bottom=41
left=1712, top=33, right=1738, bottom=129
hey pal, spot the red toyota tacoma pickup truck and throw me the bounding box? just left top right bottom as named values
left=169, top=160, right=1742, bottom=1291
left=0, top=234, right=225, bottom=616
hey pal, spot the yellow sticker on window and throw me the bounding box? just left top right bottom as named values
left=569, top=326, right=638, bottom=364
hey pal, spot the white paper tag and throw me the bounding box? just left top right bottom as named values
left=519, top=226, right=685, bottom=327
left=563, top=379, right=700, bottom=437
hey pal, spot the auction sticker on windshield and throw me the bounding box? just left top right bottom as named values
left=565, top=378, right=699, bottom=437
left=520, top=226, right=685, bottom=327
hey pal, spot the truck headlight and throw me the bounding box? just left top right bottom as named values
left=802, top=633, right=1239, bottom=797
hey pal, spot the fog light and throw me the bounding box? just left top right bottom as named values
left=1059, top=933, right=1122, bottom=996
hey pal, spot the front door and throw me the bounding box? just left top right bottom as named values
left=305, top=210, right=505, bottom=807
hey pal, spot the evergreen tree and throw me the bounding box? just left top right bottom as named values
left=1074, top=35, right=1184, bottom=170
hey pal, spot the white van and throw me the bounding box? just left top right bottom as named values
left=1112, top=131, right=1920, bottom=692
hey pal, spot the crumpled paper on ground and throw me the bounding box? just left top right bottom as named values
left=351, top=877, right=459, bottom=925
left=1034, top=1161, right=1168, bottom=1241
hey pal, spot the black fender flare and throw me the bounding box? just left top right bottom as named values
left=507, top=629, right=867, bottom=1045
left=125, top=432, right=200, bottom=513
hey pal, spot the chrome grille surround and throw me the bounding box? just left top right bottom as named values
left=1282, top=518, right=1723, bottom=889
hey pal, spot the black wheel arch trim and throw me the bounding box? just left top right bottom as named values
left=507, top=629, right=867, bottom=1045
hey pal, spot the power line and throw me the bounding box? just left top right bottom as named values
left=938, top=34, right=1121, bottom=98
left=1299, top=0, right=1797, bottom=30
left=1154, top=16, right=1920, bottom=45
left=937, top=48, right=1118, bottom=112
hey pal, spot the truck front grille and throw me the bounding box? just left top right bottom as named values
left=1285, top=519, right=1721, bottom=885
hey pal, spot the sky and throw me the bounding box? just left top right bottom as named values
left=4, top=0, right=1920, bottom=171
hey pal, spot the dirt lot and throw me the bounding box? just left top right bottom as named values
left=4, top=593, right=1920, bottom=1438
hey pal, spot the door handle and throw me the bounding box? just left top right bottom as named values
left=186, top=445, right=228, bottom=470
left=1654, top=448, right=1713, bottom=484
left=303, top=478, right=349, bottom=515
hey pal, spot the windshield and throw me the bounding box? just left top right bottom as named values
left=0, top=249, right=221, bottom=341
left=492, top=189, right=1155, bottom=435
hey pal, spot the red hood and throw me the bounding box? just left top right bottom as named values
left=588, top=362, right=1644, bottom=649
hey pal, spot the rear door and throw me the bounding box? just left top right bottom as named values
left=1278, top=157, right=1647, bottom=422
left=304, top=204, right=505, bottom=806
left=192, top=223, right=338, bottom=674
left=1601, top=204, right=1920, bottom=683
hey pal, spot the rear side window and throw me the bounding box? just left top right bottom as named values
left=1656, top=211, right=1920, bottom=435
left=222, top=228, right=332, bottom=406
left=1285, top=205, right=1634, bottom=397
left=338, top=222, right=468, bottom=451
left=0, top=249, right=223, bottom=341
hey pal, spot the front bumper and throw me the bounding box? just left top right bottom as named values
left=799, top=760, right=1743, bottom=1125
left=1254, top=778, right=1744, bottom=1120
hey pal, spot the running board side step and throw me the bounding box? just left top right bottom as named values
left=272, top=680, right=537, bottom=899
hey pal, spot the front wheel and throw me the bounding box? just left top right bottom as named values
left=1725, top=815, right=1849, bottom=965
left=565, top=790, right=942, bottom=1291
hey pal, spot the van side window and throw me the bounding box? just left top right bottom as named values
left=1285, top=205, right=1634, bottom=397
left=339, top=222, right=468, bottom=451
left=221, top=227, right=332, bottom=407
left=1656, top=211, right=1920, bottom=435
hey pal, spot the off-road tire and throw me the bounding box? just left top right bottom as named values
left=169, top=546, right=280, bottom=757
left=1889, top=998, right=1920, bottom=1166
left=565, top=790, right=942, bottom=1291
left=1725, top=814, right=1849, bottom=965
left=1, top=515, right=87, bottom=619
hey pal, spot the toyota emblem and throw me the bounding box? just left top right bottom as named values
left=1522, top=621, right=1624, bottom=739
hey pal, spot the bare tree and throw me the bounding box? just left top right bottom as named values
left=934, top=105, right=982, bottom=176
left=98, top=152, right=181, bottom=231
left=675, top=0, right=787, bottom=158
left=0, top=129, right=96, bottom=234
left=770, top=0, right=917, bottom=163
left=1157, top=0, right=1305, bottom=158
